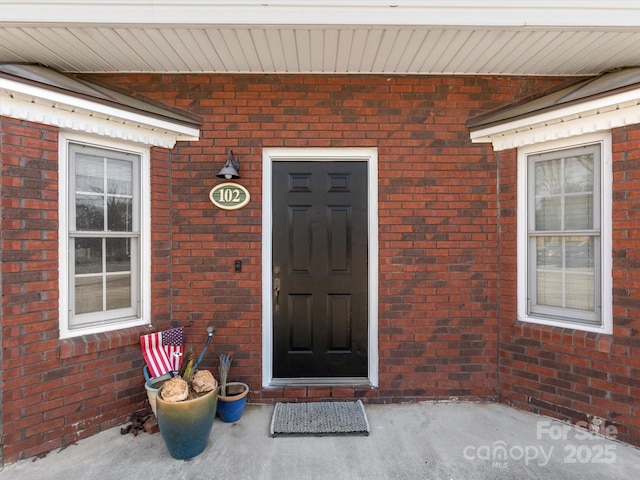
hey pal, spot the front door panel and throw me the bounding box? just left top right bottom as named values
left=272, top=161, right=368, bottom=378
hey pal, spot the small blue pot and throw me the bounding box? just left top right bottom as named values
left=217, top=382, right=249, bottom=422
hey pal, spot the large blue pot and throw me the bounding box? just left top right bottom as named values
left=217, top=382, right=249, bottom=423
left=156, top=384, right=218, bottom=460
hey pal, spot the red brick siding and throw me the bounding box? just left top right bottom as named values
left=0, top=118, right=173, bottom=464
left=498, top=126, right=640, bottom=448
left=91, top=73, right=563, bottom=404
left=9, top=73, right=609, bottom=464
left=4, top=71, right=638, bottom=461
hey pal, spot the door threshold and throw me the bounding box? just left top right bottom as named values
left=269, top=377, right=372, bottom=387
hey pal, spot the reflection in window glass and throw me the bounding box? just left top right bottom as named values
left=108, top=159, right=133, bottom=196
left=106, top=238, right=131, bottom=272
left=108, top=197, right=133, bottom=232
left=68, top=142, right=141, bottom=331
left=76, top=155, right=104, bottom=193
left=528, top=144, right=600, bottom=325
left=75, top=276, right=103, bottom=314
left=537, top=271, right=563, bottom=308
left=565, top=194, right=593, bottom=230
left=76, top=194, right=104, bottom=231
left=75, top=238, right=102, bottom=274
left=106, top=275, right=131, bottom=310
left=566, top=237, right=595, bottom=270
left=535, top=196, right=561, bottom=231
left=564, top=156, right=593, bottom=193
left=535, top=236, right=595, bottom=312
left=535, top=159, right=562, bottom=196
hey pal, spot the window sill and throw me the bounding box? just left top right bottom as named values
left=58, top=324, right=155, bottom=359
left=518, top=313, right=611, bottom=335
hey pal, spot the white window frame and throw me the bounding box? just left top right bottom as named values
left=517, top=133, right=612, bottom=334
left=59, top=133, right=150, bottom=339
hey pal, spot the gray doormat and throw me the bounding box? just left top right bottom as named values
left=270, top=400, right=370, bottom=437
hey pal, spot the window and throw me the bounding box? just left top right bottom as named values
left=518, top=135, right=612, bottom=333
left=60, top=136, right=149, bottom=338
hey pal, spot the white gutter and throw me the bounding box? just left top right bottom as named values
left=1, top=1, right=640, bottom=27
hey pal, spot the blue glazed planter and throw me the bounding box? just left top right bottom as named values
left=217, top=382, right=249, bottom=423
left=156, top=384, right=218, bottom=460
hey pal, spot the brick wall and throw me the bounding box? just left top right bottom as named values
left=3, top=71, right=638, bottom=462
left=93, top=73, right=563, bottom=404
left=497, top=126, right=640, bottom=448
left=0, top=117, right=173, bottom=463
left=1, top=117, right=61, bottom=464
left=4, top=73, right=588, bottom=464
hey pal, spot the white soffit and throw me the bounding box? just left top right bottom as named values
left=1, top=2, right=640, bottom=75
left=0, top=77, right=200, bottom=147
left=469, top=89, right=640, bottom=151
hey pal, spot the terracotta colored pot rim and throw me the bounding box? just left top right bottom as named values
left=218, top=381, right=249, bottom=402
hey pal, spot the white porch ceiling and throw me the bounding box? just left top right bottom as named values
left=1, top=1, right=640, bottom=75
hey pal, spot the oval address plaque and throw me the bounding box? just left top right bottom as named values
left=209, top=182, right=250, bottom=210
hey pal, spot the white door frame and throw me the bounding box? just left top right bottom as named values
left=261, top=147, right=379, bottom=387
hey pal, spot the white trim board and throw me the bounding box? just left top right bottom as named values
left=0, top=77, right=199, bottom=148
left=470, top=87, right=640, bottom=151
left=4, top=1, right=640, bottom=27
left=58, top=133, right=152, bottom=339
left=261, top=147, right=379, bottom=388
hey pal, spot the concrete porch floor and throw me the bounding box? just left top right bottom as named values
left=1, top=402, right=639, bottom=480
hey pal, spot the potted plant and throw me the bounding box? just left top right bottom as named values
left=155, top=351, right=218, bottom=460
left=142, top=325, right=216, bottom=418
left=216, top=353, right=249, bottom=422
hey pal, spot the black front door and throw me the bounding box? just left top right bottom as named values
left=272, top=161, right=368, bottom=378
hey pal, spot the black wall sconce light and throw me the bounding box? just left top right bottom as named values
left=217, top=150, right=241, bottom=179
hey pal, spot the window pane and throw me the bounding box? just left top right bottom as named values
left=535, top=197, right=561, bottom=230
left=106, top=275, right=131, bottom=309
left=107, top=238, right=131, bottom=272
left=536, top=236, right=562, bottom=270
left=107, top=196, right=133, bottom=231
left=76, top=194, right=104, bottom=231
left=75, top=238, right=102, bottom=274
left=535, top=235, right=596, bottom=311
left=563, top=236, right=595, bottom=311
left=76, top=155, right=103, bottom=193
left=566, top=236, right=595, bottom=270
left=536, top=236, right=563, bottom=307
left=565, top=272, right=595, bottom=311
left=534, top=159, right=562, bottom=230
left=535, top=159, right=562, bottom=196
left=107, top=159, right=133, bottom=196
left=565, top=155, right=593, bottom=193
left=565, top=194, right=593, bottom=229
left=75, top=276, right=103, bottom=314
left=537, top=271, right=563, bottom=308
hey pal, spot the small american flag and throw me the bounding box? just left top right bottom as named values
left=162, top=327, right=184, bottom=372
left=140, top=327, right=184, bottom=378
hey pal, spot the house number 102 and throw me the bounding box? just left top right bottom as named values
left=209, top=182, right=251, bottom=210
left=219, top=187, right=241, bottom=203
